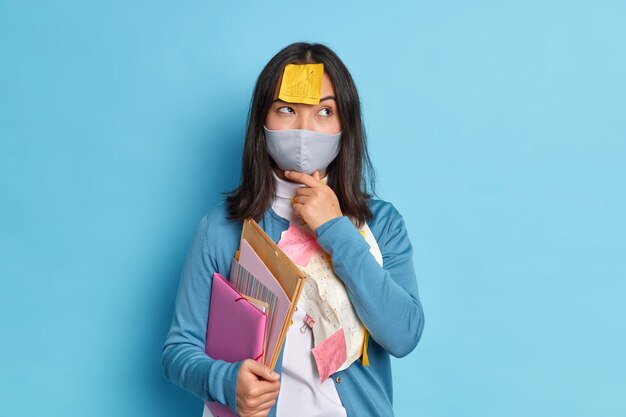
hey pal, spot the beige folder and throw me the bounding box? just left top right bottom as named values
left=238, top=218, right=306, bottom=369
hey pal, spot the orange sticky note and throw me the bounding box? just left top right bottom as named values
left=279, top=63, right=324, bottom=105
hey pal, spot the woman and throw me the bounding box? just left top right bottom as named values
left=162, top=42, right=425, bottom=417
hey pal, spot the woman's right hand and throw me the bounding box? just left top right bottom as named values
left=235, top=359, right=281, bottom=417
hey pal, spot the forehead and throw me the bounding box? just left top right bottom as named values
left=272, top=69, right=336, bottom=101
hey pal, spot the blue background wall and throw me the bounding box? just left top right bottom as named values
left=1, top=1, right=624, bottom=416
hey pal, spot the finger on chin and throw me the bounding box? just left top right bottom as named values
left=285, top=170, right=318, bottom=187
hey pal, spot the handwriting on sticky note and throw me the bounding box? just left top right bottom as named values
left=311, top=328, right=347, bottom=382
left=279, top=63, right=324, bottom=105
left=277, top=223, right=322, bottom=266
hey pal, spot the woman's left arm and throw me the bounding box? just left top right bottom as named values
left=314, top=207, right=425, bottom=358
left=287, top=170, right=425, bottom=358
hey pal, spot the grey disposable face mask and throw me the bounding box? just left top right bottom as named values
left=263, top=126, right=342, bottom=175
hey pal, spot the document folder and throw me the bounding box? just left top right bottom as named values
left=204, top=272, right=267, bottom=416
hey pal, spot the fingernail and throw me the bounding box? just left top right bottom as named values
left=284, top=171, right=290, bottom=176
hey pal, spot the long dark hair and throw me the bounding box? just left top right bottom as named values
left=225, top=42, right=376, bottom=227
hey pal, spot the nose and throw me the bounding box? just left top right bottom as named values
left=295, top=111, right=313, bottom=131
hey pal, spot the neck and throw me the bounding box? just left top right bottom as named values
left=271, top=169, right=328, bottom=224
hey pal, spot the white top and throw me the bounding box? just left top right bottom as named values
left=271, top=170, right=306, bottom=225
left=271, top=171, right=347, bottom=417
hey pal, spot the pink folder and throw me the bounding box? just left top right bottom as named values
left=204, top=272, right=267, bottom=416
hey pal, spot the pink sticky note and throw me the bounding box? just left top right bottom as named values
left=311, top=328, right=347, bottom=382
left=277, top=224, right=322, bottom=266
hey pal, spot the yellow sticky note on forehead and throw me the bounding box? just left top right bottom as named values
left=279, top=63, right=324, bottom=105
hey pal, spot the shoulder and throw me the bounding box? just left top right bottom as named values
left=366, top=197, right=405, bottom=229
left=367, top=197, right=403, bottom=221
left=196, top=201, right=243, bottom=247
left=365, top=197, right=409, bottom=246
left=190, top=201, right=244, bottom=271
left=200, top=201, right=241, bottom=230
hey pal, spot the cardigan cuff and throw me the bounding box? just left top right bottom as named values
left=223, top=360, right=242, bottom=415
left=315, top=216, right=370, bottom=258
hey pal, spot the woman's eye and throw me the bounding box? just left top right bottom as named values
left=277, top=106, right=294, bottom=114
left=317, top=107, right=333, bottom=117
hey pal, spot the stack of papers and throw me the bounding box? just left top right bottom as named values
left=203, top=218, right=306, bottom=416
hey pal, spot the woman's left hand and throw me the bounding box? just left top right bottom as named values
left=286, top=170, right=343, bottom=232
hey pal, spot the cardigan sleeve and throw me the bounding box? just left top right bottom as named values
left=314, top=204, right=425, bottom=358
left=161, top=214, right=241, bottom=413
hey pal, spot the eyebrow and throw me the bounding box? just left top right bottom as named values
left=271, top=95, right=337, bottom=104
